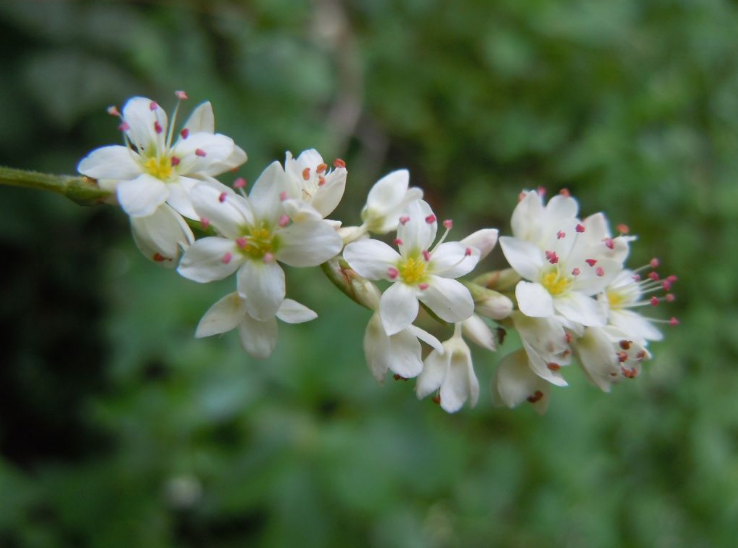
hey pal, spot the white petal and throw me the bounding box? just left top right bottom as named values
left=609, top=309, right=663, bottom=342
left=462, top=315, right=496, bottom=351
left=281, top=199, right=323, bottom=222
left=130, top=203, right=194, bottom=266
left=122, top=96, right=166, bottom=151
left=387, top=328, right=424, bottom=378
left=416, top=348, right=448, bottom=399
left=380, top=282, right=419, bottom=336
left=363, top=313, right=392, bottom=382
left=397, top=199, right=437, bottom=254
left=195, top=292, right=246, bottom=337
left=311, top=169, right=347, bottom=217
left=461, top=228, right=499, bottom=260
left=571, top=258, right=622, bottom=296
left=238, top=313, right=278, bottom=359
left=365, top=169, right=409, bottom=211
left=183, top=101, right=215, bottom=134
left=574, top=327, right=620, bottom=392
left=77, top=145, right=141, bottom=180
left=276, top=299, right=317, bottom=324
left=492, top=349, right=550, bottom=413
left=237, top=260, right=285, bottom=321
left=172, top=133, right=236, bottom=175
left=499, top=237, right=543, bottom=281
left=177, top=237, right=242, bottom=282
left=516, top=281, right=555, bottom=318
left=418, top=277, right=474, bottom=323
left=205, top=144, right=247, bottom=176
left=166, top=180, right=198, bottom=219
left=430, top=242, right=480, bottom=278
left=249, top=161, right=286, bottom=223
left=343, top=239, right=401, bottom=280
left=440, top=342, right=477, bottom=412
left=545, top=195, right=579, bottom=228
left=117, top=174, right=169, bottom=217
left=406, top=325, right=444, bottom=353
left=276, top=220, right=343, bottom=267
left=189, top=184, right=251, bottom=239
left=553, top=292, right=606, bottom=327
left=510, top=191, right=544, bottom=241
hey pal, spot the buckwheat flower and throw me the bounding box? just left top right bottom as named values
left=178, top=162, right=343, bottom=321
left=130, top=203, right=194, bottom=267
left=500, top=215, right=623, bottom=327
left=572, top=326, right=651, bottom=392
left=283, top=150, right=347, bottom=219
left=343, top=200, right=479, bottom=336
left=511, top=311, right=572, bottom=387
left=195, top=292, right=317, bottom=359
left=492, top=349, right=551, bottom=415
left=416, top=323, right=479, bottom=413
left=511, top=189, right=579, bottom=248
left=599, top=264, right=677, bottom=344
left=360, top=169, right=424, bottom=235
left=78, top=95, right=246, bottom=219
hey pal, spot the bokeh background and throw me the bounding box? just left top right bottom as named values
left=1, top=0, right=736, bottom=546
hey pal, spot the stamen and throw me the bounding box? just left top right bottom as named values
left=559, top=188, right=570, bottom=197
left=175, top=90, right=188, bottom=100
left=393, top=374, right=408, bottom=381
left=585, top=259, right=597, bottom=267
left=650, top=258, right=660, bottom=268
left=617, top=351, right=628, bottom=363
left=565, top=333, right=572, bottom=344
left=317, top=176, right=325, bottom=186
left=557, top=231, right=566, bottom=239
left=518, top=192, right=526, bottom=202
left=195, top=148, right=207, bottom=157
left=236, top=237, right=247, bottom=248
left=263, top=253, right=275, bottom=264
left=547, top=363, right=560, bottom=371
left=333, top=158, right=346, bottom=168
left=662, top=280, right=672, bottom=291
left=279, top=191, right=288, bottom=201
left=180, top=128, right=189, bottom=139
left=619, top=340, right=632, bottom=350
left=316, top=163, right=328, bottom=174
left=665, top=294, right=675, bottom=302
left=617, top=224, right=630, bottom=234
left=443, top=219, right=453, bottom=229
left=636, top=350, right=647, bottom=360
left=465, top=247, right=472, bottom=256
left=425, top=215, right=437, bottom=224
left=648, top=272, right=660, bottom=281
left=545, top=250, right=559, bottom=264
left=422, top=250, right=431, bottom=262
left=201, top=217, right=210, bottom=229
left=596, top=266, right=605, bottom=277
left=650, top=297, right=659, bottom=306
left=302, top=167, right=311, bottom=181
left=279, top=214, right=290, bottom=227
left=222, top=252, right=232, bottom=264
left=170, top=156, right=180, bottom=166
left=527, top=390, right=544, bottom=403
left=218, top=192, right=227, bottom=203
left=537, top=186, right=546, bottom=197
left=418, top=283, right=429, bottom=290
left=604, top=238, right=614, bottom=250
left=394, top=238, right=403, bottom=246
left=669, top=317, right=679, bottom=326
left=571, top=268, right=580, bottom=276
left=666, top=275, right=678, bottom=283
left=154, top=121, right=163, bottom=134
left=576, top=224, right=585, bottom=233
left=233, top=177, right=246, bottom=189
left=118, top=122, right=130, bottom=132
left=153, top=253, right=167, bottom=262
left=107, top=105, right=120, bottom=116
left=399, top=216, right=410, bottom=225
left=432, top=394, right=441, bottom=404
left=622, top=367, right=637, bottom=379
left=387, top=267, right=399, bottom=280
left=150, top=101, right=159, bottom=111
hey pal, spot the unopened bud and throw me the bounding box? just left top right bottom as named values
left=474, top=290, right=514, bottom=320
left=351, top=276, right=382, bottom=310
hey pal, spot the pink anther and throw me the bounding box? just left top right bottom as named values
left=443, top=219, right=453, bottom=229
left=585, top=259, right=597, bottom=267
left=279, top=214, right=290, bottom=227
left=596, top=266, right=605, bottom=277
left=175, top=90, right=188, bottom=100
left=195, top=148, right=207, bottom=157
left=180, top=128, right=189, bottom=139
left=399, top=216, right=410, bottom=225
left=218, top=192, right=227, bottom=203
left=222, top=252, right=232, bottom=264
left=387, top=267, right=399, bottom=280
left=425, top=215, right=437, bottom=224
left=233, top=177, right=246, bottom=189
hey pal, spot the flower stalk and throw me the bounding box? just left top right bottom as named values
left=0, top=165, right=110, bottom=206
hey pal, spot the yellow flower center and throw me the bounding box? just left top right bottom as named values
left=143, top=156, right=174, bottom=181
left=606, top=289, right=625, bottom=309
left=399, top=256, right=428, bottom=285
left=540, top=269, right=572, bottom=296
left=238, top=225, right=275, bottom=259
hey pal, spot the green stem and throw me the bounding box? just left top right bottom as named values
left=0, top=165, right=111, bottom=206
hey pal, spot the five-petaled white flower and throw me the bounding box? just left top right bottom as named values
left=283, top=149, right=347, bottom=220
left=177, top=162, right=343, bottom=321
left=195, top=292, right=318, bottom=359
left=78, top=95, right=246, bottom=219
left=343, top=200, right=479, bottom=336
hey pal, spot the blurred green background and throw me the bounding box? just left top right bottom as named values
left=0, top=0, right=736, bottom=546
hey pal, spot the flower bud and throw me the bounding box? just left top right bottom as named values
left=475, top=290, right=513, bottom=320
left=350, top=276, right=382, bottom=311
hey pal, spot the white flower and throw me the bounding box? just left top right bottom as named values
left=500, top=209, right=625, bottom=327
left=360, top=169, right=423, bottom=234
left=283, top=149, right=347, bottom=219
left=130, top=203, right=194, bottom=266
left=511, top=189, right=579, bottom=248
left=78, top=96, right=246, bottom=219
left=573, top=326, right=651, bottom=392
left=416, top=324, right=479, bottom=413
left=195, top=292, right=317, bottom=359
left=352, top=275, right=443, bottom=382
left=492, top=349, right=551, bottom=415
left=511, top=311, right=572, bottom=387
left=178, top=161, right=343, bottom=321
left=344, top=200, right=479, bottom=335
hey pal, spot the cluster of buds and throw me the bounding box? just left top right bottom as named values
left=77, top=94, right=678, bottom=414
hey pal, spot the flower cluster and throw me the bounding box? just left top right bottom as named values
left=77, top=94, right=678, bottom=414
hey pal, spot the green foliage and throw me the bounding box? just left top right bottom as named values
left=1, top=0, right=737, bottom=546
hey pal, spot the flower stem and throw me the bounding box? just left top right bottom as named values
left=0, top=165, right=111, bottom=206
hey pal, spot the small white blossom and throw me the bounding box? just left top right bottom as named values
left=344, top=200, right=479, bottom=335
left=360, top=169, right=423, bottom=234
left=178, top=162, right=343, bottom=321
left=129, top=203, right=194, bottom=266
left=283, top=149, right=347, bottom=219
left=195, top=292, right=317, bottom=359
left=492, top=349, right=551, bottom=415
